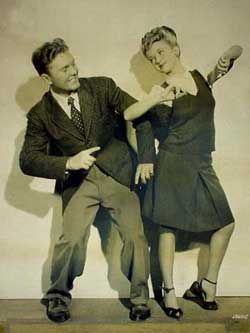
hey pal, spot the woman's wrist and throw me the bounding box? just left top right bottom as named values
left=66, top=158, right=72, bottom=170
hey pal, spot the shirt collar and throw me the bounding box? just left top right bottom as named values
left=50, top=88, right=78, bottom=104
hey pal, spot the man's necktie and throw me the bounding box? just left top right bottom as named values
left=68, top=96, right=85, bottom=135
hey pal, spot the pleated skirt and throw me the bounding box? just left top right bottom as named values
left=143, top=150, right=234, bottom=232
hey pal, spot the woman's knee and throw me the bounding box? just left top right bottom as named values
left=215, top=222, right=235, bottom=239
left=222, top=222, right=235, bottom=235
left=228, top=222, right=235, bottom=235
left=159, top=225, right=176, bottom=242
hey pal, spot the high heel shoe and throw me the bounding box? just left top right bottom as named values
left=183, top=278, right=218, bottom=310
left=161, top=287, right=183, bottom=320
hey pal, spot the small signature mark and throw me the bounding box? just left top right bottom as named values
left=232, top=314, right=249, bottom=320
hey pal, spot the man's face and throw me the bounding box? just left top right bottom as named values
left=45, top=50, right=80, bottom=93
left=146, top=40, right=179, bottom=75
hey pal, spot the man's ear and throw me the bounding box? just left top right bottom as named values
left=173, top=46, right=180, bottom=58
left=41, top=73, right=52, bottom=85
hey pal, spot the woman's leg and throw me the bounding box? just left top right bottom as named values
left=159, top=229, right=179, bottom=309
left=202, top=222, right=235, bottom=301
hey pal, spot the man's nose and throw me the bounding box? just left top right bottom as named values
left=69, top=65, right=78, bottom=76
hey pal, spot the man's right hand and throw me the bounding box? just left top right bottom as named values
left=66, top=146, right=101, bottom=171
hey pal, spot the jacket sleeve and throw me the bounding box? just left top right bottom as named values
left=106, top=77, right=156, bottom=163
left=133, top=113, right=156, bottom=164
left=19, top=109, right=68, bottom=182
left=107, top=77, right=137, bottom=113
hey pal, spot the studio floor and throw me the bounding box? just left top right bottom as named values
left=0, top=297, right=249, bottom=333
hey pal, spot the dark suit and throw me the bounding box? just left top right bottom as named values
left=20, top=76, right=150, bottom=305
left=20, top=77, right=141, bottom=209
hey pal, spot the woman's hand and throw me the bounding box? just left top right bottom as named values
left=135, top=163, right=154, bottom=185
left=149, top=85, right=181, bottom=103
left=149, top=84, right=179, bottom=103
left=207, top=45, right=243, bottom=86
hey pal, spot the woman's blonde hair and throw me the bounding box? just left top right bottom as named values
left=141, top=26, right=180, bottom=57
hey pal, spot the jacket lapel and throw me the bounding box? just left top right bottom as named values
left=77, top=81, right=96, bottom=141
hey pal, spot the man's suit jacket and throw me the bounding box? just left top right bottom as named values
left=19, top=76, right=155, bottom=210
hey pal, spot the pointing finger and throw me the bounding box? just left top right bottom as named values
left=87, top=146, right=101, bottom=154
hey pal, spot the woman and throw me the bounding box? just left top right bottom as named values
left=124, top=26, right=241, bottom=319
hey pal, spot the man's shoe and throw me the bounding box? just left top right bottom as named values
left=129, top=304, right=151, bottom=321
left=43, top=297, right=71, bottom=323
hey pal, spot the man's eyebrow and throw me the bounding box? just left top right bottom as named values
left=60, top=63, right=71, bottom=70
left=61, top=60, right=75, bottom=69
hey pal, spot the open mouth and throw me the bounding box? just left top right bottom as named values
left=69, top=77, right=78, bottom=83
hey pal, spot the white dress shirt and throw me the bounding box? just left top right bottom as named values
left=51, top=89, right=81, bottom=118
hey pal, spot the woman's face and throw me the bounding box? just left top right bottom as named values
left=146, top=40, right=180, bottom=75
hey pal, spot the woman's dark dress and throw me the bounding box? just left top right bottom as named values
left=142, top=70, right=234, bottom=232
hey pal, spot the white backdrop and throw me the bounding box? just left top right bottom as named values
left=0, top=0, right=249, bottom=299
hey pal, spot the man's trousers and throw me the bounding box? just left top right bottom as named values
left=44, top=164, right=150, bottom=305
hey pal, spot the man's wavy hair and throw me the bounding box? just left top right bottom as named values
left=32, top=38, right=69, bottom=75
left=141, top=26, right=180, bottom=57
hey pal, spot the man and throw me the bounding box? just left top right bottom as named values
left=19, top=38, right=153, bottom=323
